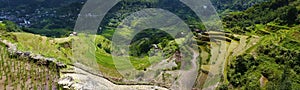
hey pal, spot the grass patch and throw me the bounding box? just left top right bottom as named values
left=12, top=32, right=72, bottom=64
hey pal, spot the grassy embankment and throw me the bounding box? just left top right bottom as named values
left=1, top=30, right=167, bottom=79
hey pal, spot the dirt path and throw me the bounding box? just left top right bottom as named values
left=202, top=40, right=227, bottom=89
left=170, top=47, right=199, bottom=90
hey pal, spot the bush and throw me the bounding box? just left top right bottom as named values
left=2, top=20, right=22, bottom=32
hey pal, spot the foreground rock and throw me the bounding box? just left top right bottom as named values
left=59, top=66, right=169, bottom=90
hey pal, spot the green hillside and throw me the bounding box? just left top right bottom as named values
left=211, top=0, right=268, bottom=12
left=0, top=0, right=299, bottom=90
left=219, top=0, right=300, bottom=89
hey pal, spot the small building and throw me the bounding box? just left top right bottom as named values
left=194, top=29, right=205, bottom=34
left=70, top=32, right=78, bottom=36
left=24, top=20, right=30, bottom=25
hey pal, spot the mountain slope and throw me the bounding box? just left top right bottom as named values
left=210, top=0, right=268, bottom=12
left=219, top=0, right=300, bottom=89
left=222, top=0, right=299, bottom=34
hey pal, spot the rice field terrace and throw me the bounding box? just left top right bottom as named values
left=0, top=47, right=60, bottom=90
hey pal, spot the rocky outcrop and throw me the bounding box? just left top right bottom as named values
left=0, top=38, right=66, bottom=68
left=260, top=75, right=268, bottom=87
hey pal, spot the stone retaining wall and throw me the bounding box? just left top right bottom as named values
left=0, top=38, right=66, bottom=68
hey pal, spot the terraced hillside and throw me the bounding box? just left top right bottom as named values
left=0, top=0, right=299, bottom=89
left=1, top=25, right=299, bottom=90
left=0, top=43, right=60, bottom=90
left=0, top=28, right=262, bottom=90
left=194, top=31, right=261, bottom=89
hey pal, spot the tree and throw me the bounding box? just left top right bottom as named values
left=276, top=6, right=298, bottom=25
left=2, top=20, right=22, bottom=32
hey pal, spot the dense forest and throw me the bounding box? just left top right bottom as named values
left=223, top=0, right=299, bottom=34
left=211, top=0, right=268, bottom=12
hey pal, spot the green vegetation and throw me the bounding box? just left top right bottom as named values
left=0, top=46, right=60, bottom=90
left=0, top=20, right=22, bottom=32
left=1, top=24, right=170, bottom=80
left=1, top=0, right=300, bottom=89
left=100, top=0, right=205, bottom=39
left=12, top=32, right=73, bottom=64
left=129, top=29, right=177, bottom=57
left=223, top=0, right=299, bottom=34
left=94, top=34, right=167, bottom=78
left=227, top=29, right=300, bottom=89
left=211, top=0, right=268, bottom=12
left=220, top=0, right=300, bottom=89
left=0, top=0, right=84, bottom=37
